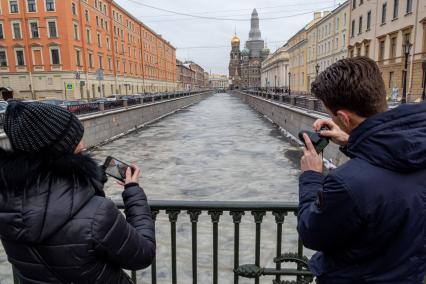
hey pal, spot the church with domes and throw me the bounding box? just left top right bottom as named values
left=229, top=9, right=269, bottom=89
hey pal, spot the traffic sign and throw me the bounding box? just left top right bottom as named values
left=96, top=69, right=104, bottom=81
left=75, top=71, right=81, bottom=80
left=66, top=83, right=74, bottom=91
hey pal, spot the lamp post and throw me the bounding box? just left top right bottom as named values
left=315, top=63, right=320, bottom=77
left=288, top=72, right=291, bottom=95
left=401, top=39, right=412, bottom=104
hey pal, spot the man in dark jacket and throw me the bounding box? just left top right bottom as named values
left=298, top=57, right=426, bottom=283
left=0, top=101, right=155, bottom=283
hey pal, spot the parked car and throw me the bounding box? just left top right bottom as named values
left=39, top=99, right=65, bottom=106
left=0, top=101, right=8, bottom=113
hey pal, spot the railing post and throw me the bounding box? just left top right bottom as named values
left=272, top=211, right=286, bottom=284
left=150, top=210, right=160, bottom=284
left=252, top=211, right=266, bottom=284
left=166, top=210, right=180, bottom=284
left=188, top=210, right=202, bottom=284
left=230, top=211, right=245, bottom=284
left=99, top=102, right=105, bottom=112
left=123, top=99, right=128, bottom=109
left=208, top=210, right=223, bottom=284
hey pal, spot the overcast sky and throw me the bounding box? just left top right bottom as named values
left=115, top=0, right=342, bottom=75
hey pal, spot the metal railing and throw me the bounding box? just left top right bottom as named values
left=114, top=200, right=313, bottom=284
left=67, top=102, right=101, bottom=115
left=244, top=89, right=328, bottom=115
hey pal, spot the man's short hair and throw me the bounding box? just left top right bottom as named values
left=311, top=57, right=388, bottom=117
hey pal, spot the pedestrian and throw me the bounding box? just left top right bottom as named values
left=391, top=85, right=399, bottom=102
left=0, top=101, right=155, bottom=283
left=298, top=57, right=426, bottom=283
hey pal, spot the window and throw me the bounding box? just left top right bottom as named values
left=85, top=10, right=89, bottom=21
left=76, top=49, right=81, bottom=66
left=365, top=44, right=370, bottom=57
left=357, top=46, right=361, bottom=56
left=48, top=21, right=57, bottom=38
left=96, top=16, right=99, bottom=26
left=336, top=17, right=339, bottom=30
left=393, top=0, right=399, bottom=18
left=389, top=71, right=394, bottom=88
left=98, top=55, right=103, bottom=69
left=379, top=39, right=385, bottom=61
left=106, top=36, right=110, bottom=50
left=390, top=36, right=397, bottom=59
left=30, top=21, right=39, bottom=38
left=27, top=0, right=36, bottom=12
left=336, top=37, right=339, bottom=49
left=0, top=50, right=7, bottom=67
left=382, top=3, right=387, bottom=24
left=88, top=53, right=93, bottom=68
left=0, top=24, right=4, bottom=39
left=72, top=3, right=76, bottom=16
left=50, top=48, right=60, bottom=65
left=352, top=0, right=356, bottom=9
left=367, top=10, right=371, bottom=30
left=359, top=16, right=363, bottom=34
left=351, top=20, right=355, bottom=37
left=97, top=32, right=101, bottom=47
left=360, top=0, right=363, bottom=4
left=10, top=0, right=19, bottom=13
left=342, top=33, right=346, bottom=47
left=73, top=23, right=79, bottom=40
left=12, top=22, right=21, bottom=39
left=45, top=0, right=55, bottom=11
left=86, top=28, right=91, bottom=43
left=16, top=50, right=24, bottom=66
left=108, top=57, right=112, bottom=70
left=406, top=0, right=413, bottom=13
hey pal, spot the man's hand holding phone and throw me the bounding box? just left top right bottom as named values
left=313, top=119, right=349, bottom=147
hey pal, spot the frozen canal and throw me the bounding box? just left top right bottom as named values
left=0, top=93, right=309, bottom=283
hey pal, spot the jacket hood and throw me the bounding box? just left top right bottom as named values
left=346, top=102, right=426, bottom=172
left=0, top=150, right=105, bottom=243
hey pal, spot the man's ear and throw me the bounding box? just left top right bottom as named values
left=336, top=110, right=351, bottom=130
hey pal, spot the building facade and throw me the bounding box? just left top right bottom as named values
left=307, top=3, right=350, bottom=87
left=0, top=0, right=176, bottom=100
left=228, top=9, right=269, bottom=89
left=176, top=59, right=195, bottom=90
left=209, top=74, right=229, bottom=90
left=260, top=44, right=289, bottom=88
left=288, top=27, right=309, bottom=93
left=349, top=0, right=426, bottom=101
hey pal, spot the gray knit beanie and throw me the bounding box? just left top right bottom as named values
left=4, top=101, right=84, bottom=154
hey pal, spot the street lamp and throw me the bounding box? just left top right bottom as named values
left=315, top=63, right=320, bottom=77
left=288, top=72, right=292, bottom=95
left=401, top=39, right=412, bottom=104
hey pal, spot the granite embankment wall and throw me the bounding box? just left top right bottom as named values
left=232, top=91, right=349, bottom=166
left=0, top=92, right=212, bottom=150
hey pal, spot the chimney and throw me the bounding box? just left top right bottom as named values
left=314, top=12, right=322, bottom=20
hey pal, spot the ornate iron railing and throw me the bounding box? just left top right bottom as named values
left=113, top=200, right=314, bottom=284
left=67, top=102, right=101, bottom=115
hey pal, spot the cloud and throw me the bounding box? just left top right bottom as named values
left=115, top=0, right=338, bottom=74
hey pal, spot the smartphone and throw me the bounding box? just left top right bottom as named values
left=103, top=156, right=134, bottom=182
left=298, top=130, right=330, bottom=154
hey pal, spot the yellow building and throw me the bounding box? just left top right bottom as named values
left=288, top=13, right=324, bottom=93
left=349, top=0, right=426, bottom=101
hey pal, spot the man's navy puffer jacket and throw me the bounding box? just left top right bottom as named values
left=0, top=151, right=155, bottom=283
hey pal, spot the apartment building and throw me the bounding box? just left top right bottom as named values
left=260, top=44, right=289, bottom=88
left=307, top=2, right=350, bottom=86
left=0, top=0, right=176, bottom=100
left=349, top=0, right=426, bottom=101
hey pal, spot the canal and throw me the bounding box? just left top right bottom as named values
left=0, top=93, right=309, bottom=284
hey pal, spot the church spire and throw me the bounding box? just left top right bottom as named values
left=249, top=8, right=261, bottom=40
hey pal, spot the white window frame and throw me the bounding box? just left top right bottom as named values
left=28, top=20, right=39, bottom=39
left=46, top=19, right=58, bottom=38
left=86, top=28, right=91, bottom=44
left=31, top=47, right=44, bottom=65
left=44, top=0, right=55, bottom=12
left=14, top=48, right=25, bottom=66
left=26, top=0, right=37, bottom=13
left=49, top=46, right=61, bottom=65
left=9, top=0, right=19, bottom=13
left=73, top=22, right=79, bottom=40
left=11, top=21, right=22, bottom=40
left=0, top=48, right=9, bottom=67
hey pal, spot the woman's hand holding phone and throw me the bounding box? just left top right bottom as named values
left=117, top=165, right=140, bottom=187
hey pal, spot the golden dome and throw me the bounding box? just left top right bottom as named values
left=231, top=34, right=240, bottom=44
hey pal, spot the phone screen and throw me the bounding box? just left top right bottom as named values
left=104, top=156, right=131, bottom=182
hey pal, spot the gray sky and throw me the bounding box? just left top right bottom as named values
left=115, top=0, right=342, bottom=75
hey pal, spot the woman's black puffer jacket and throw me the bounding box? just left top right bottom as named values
left=0, top=149, right=155, bottom=283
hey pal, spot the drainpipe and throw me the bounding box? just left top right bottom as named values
left=407, top=0, right=420, bottom=100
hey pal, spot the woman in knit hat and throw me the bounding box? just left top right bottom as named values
left=0, top=101, right=155, bottom=283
